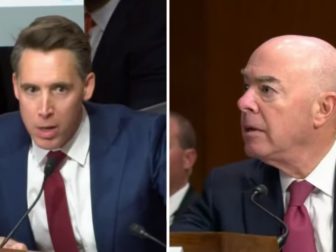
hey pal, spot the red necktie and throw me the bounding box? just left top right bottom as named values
left=44, top=151, right=79, bottom=252
left=85, top=11, right=96, bottom=34
left=282, top=181, right=317, bottom=252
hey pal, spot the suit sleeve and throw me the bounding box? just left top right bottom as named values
left=150, top=114, right=166, bottom=203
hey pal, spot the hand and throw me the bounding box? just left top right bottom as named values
left=0, top=237, right=28, bottom=251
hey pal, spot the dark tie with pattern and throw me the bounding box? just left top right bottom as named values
left=44, top=151, right=79, bottom=252
left=282, top=180, right=317, bottom=252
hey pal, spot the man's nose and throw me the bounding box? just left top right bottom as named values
left=38, top=93, right=54, bottom=118
left=237, top=88, right=259, bottom=113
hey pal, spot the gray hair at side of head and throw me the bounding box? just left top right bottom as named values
left=170, top=112, right=197, bottom=149
left=10, top=15, right=92, bottom=81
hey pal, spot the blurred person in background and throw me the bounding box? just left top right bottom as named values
left=170, top=112, right=199, bottom=226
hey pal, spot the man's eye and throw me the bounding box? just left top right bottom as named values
left=54, top=86, right=67, bottom=93
left=24, top=86, right=38, bottom=94
left=260, top=85, right=273, bottom=94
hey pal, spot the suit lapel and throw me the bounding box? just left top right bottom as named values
left=93, top=0, right=135, bottom=66
left=243, top=162, right=284, bottom=237
left=174, top=187, right=198, bottom=219
left=86, top=103, right=126, bottom=252
left=0, top=136, right=36, bottom=248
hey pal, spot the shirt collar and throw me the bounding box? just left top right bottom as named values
left=169, top=183, right=190, bottom=217
left=280, top=140, right=336, bottom=198
left=31, top=106, right=90, bottom=169
left=91, top=0, right=121, bottom=31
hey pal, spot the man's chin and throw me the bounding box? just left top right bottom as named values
left=244, top=145, right=263, bottom=158
left=33, top=138, right=63, bottom=150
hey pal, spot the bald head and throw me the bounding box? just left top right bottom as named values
left=239, top=35, right=336, bottom=177
left=255, top=35, right=336, bottom=54
left=246, top=35, right=336, bottom=91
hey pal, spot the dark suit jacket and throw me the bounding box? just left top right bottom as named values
left=0, top=47, right=18, bottom=114
left=172, top=159, right=336, bottom=245
left=171, top=186, right=200, bottom=226
left=91, top=0, right=166, bottom=109
left=0, top=102, right=166, bottom=252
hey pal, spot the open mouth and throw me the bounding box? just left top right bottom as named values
left=36, top=126, right=58, bottom=139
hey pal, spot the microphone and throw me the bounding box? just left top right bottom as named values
left=129, top=223, right=166, bottom=248
left=0, top=157, right=58, bottom=248
left=250, top=184, right=288, bottom=248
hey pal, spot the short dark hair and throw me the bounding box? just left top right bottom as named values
left=171, top=112, right=197, bottom=149
left=85, top=0, right=110, bottom=12
left=11, top=15, right=91, bottom=81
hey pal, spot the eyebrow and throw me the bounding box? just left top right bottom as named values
left=20, top=82, right=72, bottom=87
left=50, top=82, right=73, bottom=87
left=240, top=69, right=280, bottom=85
left=255, top=75, right=280, bottom=84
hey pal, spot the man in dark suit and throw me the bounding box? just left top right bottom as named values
left=172, top=35, right=336, bottom=251
left=85, top=0, right=166, bottom=110
left=0, top=0, right=166, bottom=114
left=0, top=15, right=165, bottom=252
left=170, top=112, right=199, bottom=226
left=0, top=47, right=17, bottom=113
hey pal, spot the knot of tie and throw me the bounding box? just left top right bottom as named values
left=288, top=180, right=314, bottom=207
left=47, top=151, right=67, bottom=172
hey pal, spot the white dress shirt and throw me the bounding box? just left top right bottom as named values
left=169, top=183, right=189, bottom=225
left=280, top=141, right=336, bottom=252
left=27, top=107, right=97, bottom=252
left=89, top=0, right=121, bottom=59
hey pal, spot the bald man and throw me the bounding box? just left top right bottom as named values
left=172, top=35, right=336, bottom=252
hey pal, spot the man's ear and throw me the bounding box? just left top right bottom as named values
left=313, top=92, right=336, bottom=128
left=83, top=72, right=95, bottom=101
left=12, top=73, right=19, bottom=100
left=182, top=148, right=197, bottom=175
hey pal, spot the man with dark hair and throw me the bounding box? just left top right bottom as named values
left=0, top=15, right=166, bottom=252
left=0, top=0, right=166, bottom=114
left=170, top=112, right=199, bottom=226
